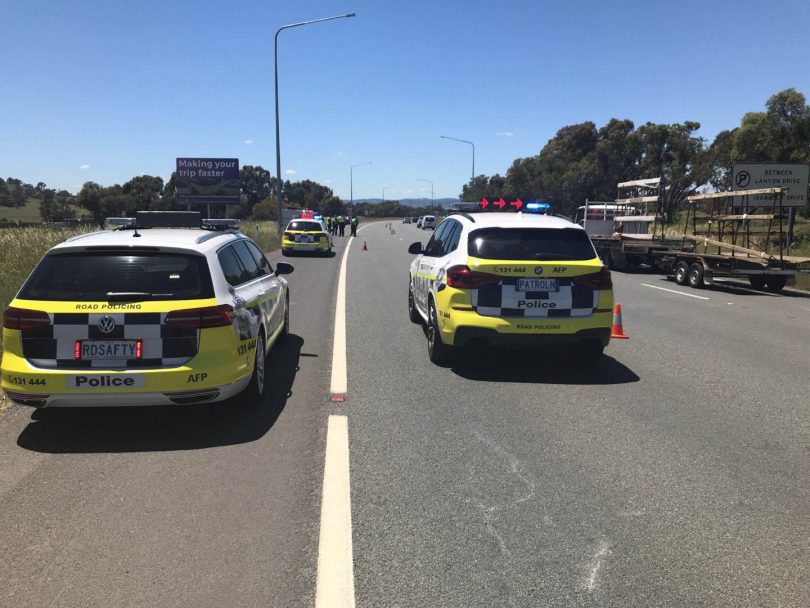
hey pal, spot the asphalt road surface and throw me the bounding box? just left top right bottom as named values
left=3, top=220, right=810, bottom=607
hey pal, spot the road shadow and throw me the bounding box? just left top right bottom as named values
left=16, top=335, right=304, bottom=454
left=450, top=349, right=639, bottom=385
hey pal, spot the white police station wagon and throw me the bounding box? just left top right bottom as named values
left=1, top=212, right=293, bottom=407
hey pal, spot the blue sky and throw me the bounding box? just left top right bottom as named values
left=2, top=0, right=809, bottom=201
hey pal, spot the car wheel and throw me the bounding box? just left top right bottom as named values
left=245, top=331, right=266, bottom=401
left=279, top=295, right=290, bottom=342
left=282, top=249, right=290, bottom=257
left=427, top=301, right=454, bottom=366
left=687, top=263, right=705, bottom=289
left=408, top=286, right=421, bottom=324
left=673, top=261, right=689, bottom=285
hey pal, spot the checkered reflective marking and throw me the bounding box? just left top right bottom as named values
left=19, top=312, right=198, bottom=368
left=471, top=277, right=598, bottom=318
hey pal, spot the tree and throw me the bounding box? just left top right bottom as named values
left=252, top=196, right=278, bottom=221
left=460, top=174, right=506, bottom=201
left=633, top=121, right=710, bottom=222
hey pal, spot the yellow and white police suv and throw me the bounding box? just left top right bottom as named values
left=1, top=212, right=293, bottom=407
left=407, top=203, right=614, bottom=365
left=281, top=218, right=332, bottom=256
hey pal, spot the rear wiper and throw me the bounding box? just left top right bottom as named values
left=106, top=292, right=153, bottom=302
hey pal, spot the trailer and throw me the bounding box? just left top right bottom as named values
left=578, top=178, right=682, bottom=270
left=649, top=187, right=810, bottom=293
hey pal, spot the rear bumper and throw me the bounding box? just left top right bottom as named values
left=3, top=374, right=251, bottom=407
left=453, top=326, right=611, bottom=348
left=282, top=239, right=329, bottom=251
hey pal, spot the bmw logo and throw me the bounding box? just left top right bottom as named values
left=97, top=315, right=116, bottom=334
left=534, top=267, right=543, bottom=275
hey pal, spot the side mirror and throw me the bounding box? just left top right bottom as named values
left=408, top=242, right=423, bottom=255
left=275, top=262, right=294, bottom=275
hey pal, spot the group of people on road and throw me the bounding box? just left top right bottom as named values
left=325, top=215, right=358, bottom=237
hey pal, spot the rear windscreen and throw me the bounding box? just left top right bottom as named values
left=468, top=228, right=596, bottom=261
left=19, top=252, right=214, bottom=301
left=288, top=221, right=323, bottom=231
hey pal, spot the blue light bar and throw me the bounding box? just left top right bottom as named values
left=525, top=201, right=551, bottom=213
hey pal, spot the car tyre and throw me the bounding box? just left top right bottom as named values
left=245, top=331, right=266, bottom=401
left=427, top=301, right=454, bottom=366
left=687, top=263, right=705, bottom=289
left=279, top=294, right=290, bottom=342
left=408, top=286, right=421, bottom=324
left=673, top=261, right=689, bottom=285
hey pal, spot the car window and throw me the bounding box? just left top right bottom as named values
left=217, top=246, right=247, bottom=286
left=231, top=240, right=265, bottom=280
left=19, top=252, right=215, bottom=301
left=244, top=240, right=273, bottom=275
left=424, top=220, right=452, bottom=257
left=443, top=221, right=462, bottom=254
left=468, top=227, right=597, bottom=261
left=288, top=220, right=323, bottom=231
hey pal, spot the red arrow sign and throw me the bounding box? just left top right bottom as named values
left=493, top=198, right=506, bottom=210
left=510, top=198, right=523, bottom=210
left=479, top=198, right=489, bottom=208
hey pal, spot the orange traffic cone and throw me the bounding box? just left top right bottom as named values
left=610, top=304, right=629, bottom=339
left=362, top=241, right=368, bottom=251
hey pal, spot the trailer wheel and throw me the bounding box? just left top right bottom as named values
left=687, top=263, right=705, bottom=289
left=748, top=276, right=766, bottom=290
left=765, top=275, right=787, bottom=293
left=673, top=261, right=689, bottom=285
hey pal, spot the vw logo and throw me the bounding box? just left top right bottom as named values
left=534, top=267, right=543, bottom=275
left=97, top=315, right=116, bottom=334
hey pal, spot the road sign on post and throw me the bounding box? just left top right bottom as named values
left=175, top=158, right=240, bottom=205
left=732, top=163, right=809, bottom=207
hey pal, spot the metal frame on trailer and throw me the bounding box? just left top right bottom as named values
left=650, top=187, right=810, bottom=292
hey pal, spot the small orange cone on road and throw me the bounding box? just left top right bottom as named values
left=610, top=303, right=629, bottom=339
left=362, top=241, right=368, bottom=251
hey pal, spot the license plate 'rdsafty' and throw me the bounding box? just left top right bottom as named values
left=516, top=278, right=558, bottom=292
left=80, top=340, right=138, bottom=360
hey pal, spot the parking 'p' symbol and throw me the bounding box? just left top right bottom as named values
left=736, top=170, right=751, bottom=188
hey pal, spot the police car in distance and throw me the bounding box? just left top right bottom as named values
left=407, top=206, right=614, bottom=364
left=1, top=211, right=293, bottom=407
left=282, top=218, right=333, bottom=256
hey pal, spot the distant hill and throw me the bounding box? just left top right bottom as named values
left=352, top=198, right=460, bottom=208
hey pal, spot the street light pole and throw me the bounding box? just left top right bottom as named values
left=350, top=161, right=373, bottom=208
left=417, top=178, right=434, bottom=213
left=382, top=186, right=388, bottom=203
left=274, top=12, right=356, bottom=232
left=440, top=135, right=475, bottom=182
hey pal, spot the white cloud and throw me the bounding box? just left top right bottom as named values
left=242, top=139, right=253, bottom=144
left=79, top=164, right=90, bottom=170
left=496, top=131, right=514, bottom=137
left=324, top=179, right=332, bottom=184
left=336, top=150, right=347, bottom=156
left=285, top=169, right=297, bottom=175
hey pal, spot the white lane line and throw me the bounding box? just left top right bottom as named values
left=641, top=283, right=710, bottom=300
left=315, top=415, right=355, bottom=608
left=584, top=541, right=611, bottom=591
left=329, top=236, right=353, bottom=398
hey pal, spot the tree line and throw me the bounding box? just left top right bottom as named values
left=460, top=88, right=810, bottom=220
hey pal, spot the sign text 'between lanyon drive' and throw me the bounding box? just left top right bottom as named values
left=732, top=163, right=809, bottom=208
left=175, top=158, right=240, bottom=205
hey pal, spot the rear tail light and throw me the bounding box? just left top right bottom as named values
left=446, top=266, right=502, bottom=289
left=165, top=305, right=234, bottom=329
left=283, top=231, right=294, bottom=239
left=572, top=266, right=613, bottom=290
left=3, top=307, right=50, bottom=330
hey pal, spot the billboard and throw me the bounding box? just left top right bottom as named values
left=731, top=163, right=809, bottom=208
left=175, top=158, right=240, bottom=205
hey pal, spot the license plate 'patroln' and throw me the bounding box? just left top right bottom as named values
left=79, top=340, right=139, bottom=361
left=516, top=278, right=558, bottom=292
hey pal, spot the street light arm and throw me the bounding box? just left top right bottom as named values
left=440, top=135, right=475, bottom=181
left=274, top=12, right=356, bottom=232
